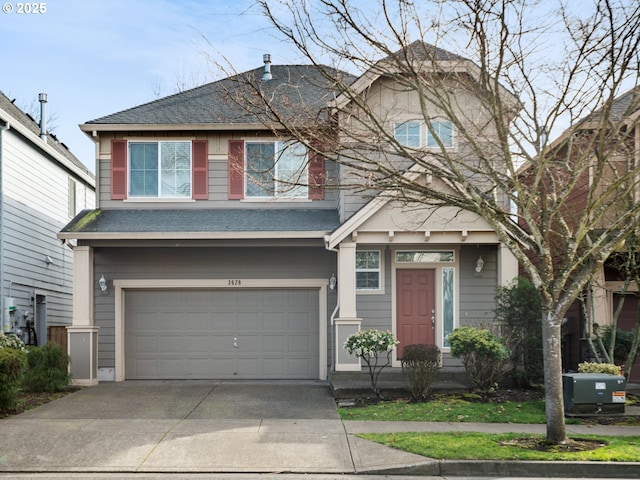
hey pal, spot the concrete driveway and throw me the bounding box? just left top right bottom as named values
left=0, top=380, right=430, bottom=474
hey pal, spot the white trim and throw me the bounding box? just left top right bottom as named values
left=113, top=278, right=327, bottom=382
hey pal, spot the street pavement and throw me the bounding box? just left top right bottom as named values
left=0, top=380, right=639, bottom=477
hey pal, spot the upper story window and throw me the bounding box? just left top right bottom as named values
left=227, top=139, right=325, bottom=201
left=356, top=250, right=381, bottom=291
left=246, top=141, right=308, bottom=198
left=427, top=120, right=454, bottom=148
left=129, top=141, right=191, bottom=198
left=110, top=139, right=208, bottom=201
left=68, top=178, right=77, bottom=217
left=394, top=121, right=421, bottom=148
left=394, top=120, right=455, bottom=149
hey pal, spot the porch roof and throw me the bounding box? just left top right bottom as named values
left=58, top=208, right=341, bottom=240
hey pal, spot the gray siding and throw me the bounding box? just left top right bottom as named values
left=458, top=245, right=498, bottom=327
left=92, top=245, right=337, bottom=369
left=356, top=248, right=393, bottom=329
left=1, top=129, right=95, bottom=336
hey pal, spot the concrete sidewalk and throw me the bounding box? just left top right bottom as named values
left=0, top=381, right=639, bottom=477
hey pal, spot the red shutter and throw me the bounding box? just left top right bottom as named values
left=308, top=145, right=325, bottom=200
left=111, top=139, right=127, bottom=200
left=192, top=140, right=208, bottom=200
left=228, top=139, right=245, bottom=200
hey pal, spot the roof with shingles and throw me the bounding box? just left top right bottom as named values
left=84, top=65, right=357, bottom=126
left=60, top=208, right=340, bottom=236
left=0, top=91, right=93, bottom=178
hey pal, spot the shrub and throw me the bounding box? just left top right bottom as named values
left=22, top=343, right=71, bottom=393
left=0, top=332, right=26, bottom=351
left=448, top=326, right=511, bottom=390
left=578, top=362, right=622, bottom=376
left=0, top=347, right=27, bottom=411
left=494, top=277, right=543, bottom=386
left=401, top=344, right=440, bottom=401
left=345, top=329, right=399, bottom=400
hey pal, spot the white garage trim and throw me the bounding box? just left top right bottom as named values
left=113, top=278, right=328, bottom=382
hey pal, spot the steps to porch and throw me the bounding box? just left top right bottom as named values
left=329, top=367, right=469, bottom=400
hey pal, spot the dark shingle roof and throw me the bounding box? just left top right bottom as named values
left=0, top=91, right=93, bottom=178
left=85, top=65, right=357, bottom=126
left=60, top=208, right=340, bottom=237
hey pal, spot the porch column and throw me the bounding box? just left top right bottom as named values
left=334, top=242, right=362, bottom=371
left=498, top=243, right=519, bottom=286
left=66, top=246, right=99, bottom=386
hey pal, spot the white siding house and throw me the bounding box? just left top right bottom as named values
left=0, top=91, right=95, bottom=346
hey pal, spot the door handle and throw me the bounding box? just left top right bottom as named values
left=431, top=309, right=435, bottom=328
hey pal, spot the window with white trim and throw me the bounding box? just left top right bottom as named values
left=394, top=121, right=421, bottom=148
left=356, top=250, right=381, bottom=290
left=427, top=120, right=454, bottom=148
left=245, top=141, right=308, bottom=198
left=129, top=141, right=191, bottom=198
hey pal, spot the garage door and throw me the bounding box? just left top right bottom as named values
left=124, top=289, right=319, bottom=379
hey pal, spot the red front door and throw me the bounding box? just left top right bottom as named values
left=396, top=269, right=436, bottom=357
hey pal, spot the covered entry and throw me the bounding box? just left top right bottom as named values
left=118, top=280, right=326, bottom=380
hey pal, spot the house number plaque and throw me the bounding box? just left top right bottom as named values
left=228, top=280, right=241, bottom=286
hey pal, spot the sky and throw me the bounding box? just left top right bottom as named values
left=0, top=0, right=305, bottom=172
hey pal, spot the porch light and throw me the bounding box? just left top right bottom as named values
left=475, top=256, right=484, bottom=273
left=98, top=275, right=108, bottom=292
left=329, top=273, right=337, bottom=290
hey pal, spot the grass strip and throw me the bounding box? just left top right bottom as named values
left=358, top=432, right=640, bottom=461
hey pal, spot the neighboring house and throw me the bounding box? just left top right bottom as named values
left=550, top=86, right=640, bottom=382
left=0, top=91, right=95, bottom=348
left=59, top=43, right=518, bottom=385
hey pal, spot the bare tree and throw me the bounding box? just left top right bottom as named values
left=223, top=0, right=640, bottom=444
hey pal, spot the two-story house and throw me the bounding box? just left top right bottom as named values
left=59, top=42, right=518, bottom=386
left=1, top=91, right=95, bottom=349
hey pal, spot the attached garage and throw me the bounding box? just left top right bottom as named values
left=120, top=283, right=324, bottom=380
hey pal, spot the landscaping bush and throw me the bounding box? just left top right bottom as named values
left=0, top=347, right=27, bottom=411
left=578, top=362, right=622, bottom=376
left=448, top=326, right=511, bottom=390
left=345, top=329, right=399, bottom=400
left=0, top=332, right=26, bottom=351
left=494, top=277, right=543, bottom=386
left=401, top=344, right=440, bottom=401
left=22, top=343, right=71, bottom=392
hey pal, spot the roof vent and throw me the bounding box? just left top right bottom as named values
left=262, top=54, right=272, bottom=81
left=38, top=93, right=47, bottom=142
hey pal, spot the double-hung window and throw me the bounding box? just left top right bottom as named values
left=129, top=141, right=191, bottom=198
left=245, top=141, right=308, bottom=198
left=356, top=250, right=381, bottom=291
left=394, top=121, right=421, bottom=148
left=427, top=120, right=454, bottom=148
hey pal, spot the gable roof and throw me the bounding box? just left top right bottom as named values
left=81, top=65, right=357, bottom=131
left=0, top=91, right=94, bottom=183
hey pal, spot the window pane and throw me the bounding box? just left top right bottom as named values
left=356, top=251, right=380, bottom=269
left=160, top=141, right=191, bottom=198
left=396, top=251, right=454, bottom=263
left=427, top=121, right=453, bottom=148
left=356, top=272, right=380, bottom=289
left=246, top=142, right=275, bottom=196
left=129, top=143, right=158, bottom=197
left=394, top=122, right=420, bottom=147
left=276, top=142, right=307, bottom=197
left=442, top=267, right=455, bottom=347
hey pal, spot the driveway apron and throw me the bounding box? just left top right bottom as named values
left=0, top=380, right=371, bottom=473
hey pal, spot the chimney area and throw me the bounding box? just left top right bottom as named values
left=38, top=93, right=47, bottom=142
left=262, top=54, right=272, bottom=81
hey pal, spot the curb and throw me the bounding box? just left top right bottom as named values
left=363, top=459, right=640, bottom=477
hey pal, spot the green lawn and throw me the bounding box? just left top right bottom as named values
left=358, top=431, right=640, bottom=461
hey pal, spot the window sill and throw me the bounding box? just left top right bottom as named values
left=241, top=198, right=312, bottom=203
left=123, top=198, right=196, bottom=203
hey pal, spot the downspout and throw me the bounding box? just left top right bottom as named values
left=0, top=120, right=8, bottom=313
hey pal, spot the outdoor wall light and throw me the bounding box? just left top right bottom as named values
left=329, top=273, right=337, bottom=290
left=475, top=256, right=484, bottom=273
left=98, top=275, right=108, bottom=292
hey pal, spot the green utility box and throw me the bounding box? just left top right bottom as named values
left=562, top=373, right=626, bottom=414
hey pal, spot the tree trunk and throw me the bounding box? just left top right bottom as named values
left=541, top=310, right=568, bottom=444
